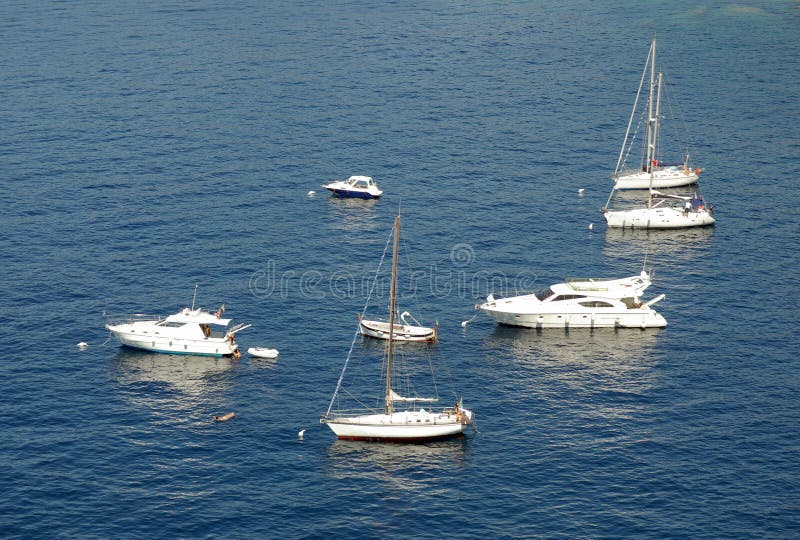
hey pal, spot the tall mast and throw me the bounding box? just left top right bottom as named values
left=384, top=214, right=400, bottom=415
left=645, top=38, right=657, bottom=177
left=646, top=38, right=657, bottom=209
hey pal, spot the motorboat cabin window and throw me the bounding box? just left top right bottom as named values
left=353, top=180, right=369, bottom=188
left=156, top=321, right=185, bottom=328
left=535, top=287, right=555, bottom=301
left=550, top=294, right=587, bottom=302
left=579, top=301, right=615, bottom=308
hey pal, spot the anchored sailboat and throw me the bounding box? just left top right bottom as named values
left=611, top=38, right=701, bottom=190
left=321, top=214, right=474, bottom=442
left=603, top=38, right=715, bottom=229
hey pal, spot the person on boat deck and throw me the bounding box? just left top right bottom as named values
left=683, top=200, right=692, bottom=215
left=201, top=324, right=211, bottom=337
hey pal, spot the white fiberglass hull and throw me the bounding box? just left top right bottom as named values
left=614, top=169, right=699, bottom=190
left=106, top=325, right=238, bottom=356
left=604, top=207, right=715, bottom=229
left=479, top=307, right=666, bottom=329
left=323, top=410, right=469, bottom=442
left=359, top=320, right=437, bottom=342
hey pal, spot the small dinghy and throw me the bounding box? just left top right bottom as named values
left=248, top=347, right=279, bottom=359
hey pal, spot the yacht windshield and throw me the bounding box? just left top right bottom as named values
left=535, top=287, right=555, bottom=301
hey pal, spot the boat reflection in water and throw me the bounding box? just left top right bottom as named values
left=113, top=348, right=237, bottom=424
left=485, top=325, right=663, bottom=421
left=326, top=438, right=467, bottom=493
left=604, top=212, right=714, bottom=263
left=326, top=196, right=380, bottom=238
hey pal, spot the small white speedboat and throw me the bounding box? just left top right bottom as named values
left=248, top=347, right=279, bottom=359
left=322, top=175, right=383, bottom=199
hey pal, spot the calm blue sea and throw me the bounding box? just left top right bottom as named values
left=1, top=1, right=798, bottom=538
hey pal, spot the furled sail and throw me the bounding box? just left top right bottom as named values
left=389, top=389, right=438, bottom=403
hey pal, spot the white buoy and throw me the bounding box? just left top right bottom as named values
left=307, top=190, right=316, bottom=196
left=588, top=223, right=594, bottom=230
left=578, top=188, right=585, bottom=195
left=213, top=412, right=235, bottom=422
left=77, top=342, right=89, bottom=350
left=298, top=429, right=306, bottom=439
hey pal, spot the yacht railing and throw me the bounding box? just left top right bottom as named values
left=565, top=278, right=611, bottom=292
left=104, top=313, right=165, bottom=326
left=322, top=405, right=459, bottom=422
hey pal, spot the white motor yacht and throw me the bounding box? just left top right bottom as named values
left=479, top=271, right=666, bottom=329
left=106, top=304, right=251, bottom=357
left=322, top=175, right=383, bottom=199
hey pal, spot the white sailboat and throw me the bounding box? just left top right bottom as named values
left=321, top=214, right=474, bottom=442
left=604, top=39, right=715, bottom=229
left=359, top=310, right=438, bottom=342
left=611, top=38, right=701, bottom=190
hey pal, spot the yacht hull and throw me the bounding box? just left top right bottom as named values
left=323, top=411, right=467, bottom=442
left=604, top=207, right=715, bottom=229
left=479, top=307, right=666, bottom=329
left=324, top=187, right=381, bottom=199
left=614, top=170, right=699, bottom=190
left=106, top=327, right=238, bottom=356
left=359, top=320, right=437, bottom=342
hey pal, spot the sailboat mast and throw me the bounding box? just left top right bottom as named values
left=645, top=38, right=657, bottom=177
left=646, top=38, right=657, bottom=209
left=384, top=214, right=400, bottom=415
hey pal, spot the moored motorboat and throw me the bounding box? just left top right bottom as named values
left=105, top=293, right=250, bottom=357
left=322, top=175, right=383, bottom=199
left=479, top=270, right=666, bottom=329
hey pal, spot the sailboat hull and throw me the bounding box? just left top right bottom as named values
left=359, top=320, right=437, bottom=342
left=323, top=411, right=468, bottom=442
left=614, top=169, right=699, bottom=190
left=604, top=207, right=715, bottom=229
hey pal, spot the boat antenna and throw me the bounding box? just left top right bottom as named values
left=191, top=284, right=199, bottom=310
left=642, top=247, right=650, bottom=275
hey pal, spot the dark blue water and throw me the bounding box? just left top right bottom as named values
left=2, top=1, right=798, bottom=538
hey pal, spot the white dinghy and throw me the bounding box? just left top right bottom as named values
left=248, top=347, right=279, bottom=359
